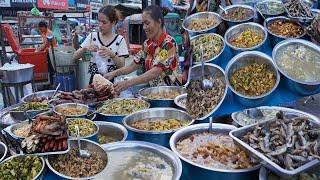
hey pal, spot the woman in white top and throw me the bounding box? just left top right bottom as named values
left=73, top=5, right=129, bottom=83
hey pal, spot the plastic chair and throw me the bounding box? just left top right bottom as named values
left=1, top=24, right=49, bottom=82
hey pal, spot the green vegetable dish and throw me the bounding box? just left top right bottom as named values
left=67, top=118, right=97, bottom=137
left=0, top=156, right=43, bottom=180
left=99, top=99, right=149, bottom=115
left=16, top=102, right=50, bottom=111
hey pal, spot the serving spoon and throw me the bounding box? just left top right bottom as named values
left=208, top=117, right=213, bottom=133
left=75, top=125, right=91, bottom=158
left=200, top=45, right=214, bottom=90
left=219, top=5, right=228, bottom=15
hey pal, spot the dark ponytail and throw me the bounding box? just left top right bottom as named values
left=99, top=5, right=118, bottom=24
left=143, top=5, right=167, bottom=28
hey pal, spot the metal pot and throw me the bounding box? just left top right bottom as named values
left=46, top=139, right=108, bottom=180
left=1, top=155, right=45, bottom=180
left=100, top=141, right=182, bottom=180
left=0, top=142, right=7, bottom=163
left=138, top=86, right=186, bottom=107
left=225, top=22, right=268, bottom=55
left=170, top=123, right=260, bottom=180
left=0, top=64, right=34, bottom=83
left=185, top=63, right=228, bottom=121
left=53, top=103, right=89, bottom=118
left=182, top=12, right=221, bottom=37
left=123, top=108, right=194, bottom=147
left=272, top=39, right=320, bottom=95
left=190, top=33, right=225, bottom=65
left=95, top=121, right=128, bottom=144
left=220, top=4, right=256, bottom=27
left=264, top=16, right=306, bottom=47
left=225, top=51, right=280, bottom=107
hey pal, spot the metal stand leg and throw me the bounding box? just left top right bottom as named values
left=14, top=85, right=19, bottom=104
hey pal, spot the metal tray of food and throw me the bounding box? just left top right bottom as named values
left=231, top=106, right=314, bottom=127
left=22, top=139, right=71, bottom=156
left=230, top=112, right=320, bottom=178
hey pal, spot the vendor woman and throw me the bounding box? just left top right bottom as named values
left=104, top=5, right=181, bottom=92
left=73, top=5, right=129, bottom=83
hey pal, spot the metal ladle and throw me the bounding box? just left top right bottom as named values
left=208, top=117, right=213, bottom=133
left=219, top=5, right=228, bottom=15
left=200, top=45, right=213, bottom=90
left=245, top=108, right=264, bottom=119
left=75, top=125, right=91, bottom=158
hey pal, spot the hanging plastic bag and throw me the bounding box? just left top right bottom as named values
left=31, top=4, right=41, bottom=17
left=52, top=21, right=62, bottom=44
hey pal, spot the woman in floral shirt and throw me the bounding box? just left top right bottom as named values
left=105, top=5, right=181, bottom=92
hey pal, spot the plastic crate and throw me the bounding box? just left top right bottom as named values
left=17, top=48, right=49, bottom=82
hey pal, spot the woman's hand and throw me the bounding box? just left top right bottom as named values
left=98, top=47, right=116, bottom=58
left=114, top=81, right=131, bottom=92
left=103, top=71, right=117, bottom=81
left=84, top=44, right=99, bottom=52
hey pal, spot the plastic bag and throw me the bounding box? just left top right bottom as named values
left=52, top=21, right=62, bottom=44
left=31, top=4, right=41, bottom=17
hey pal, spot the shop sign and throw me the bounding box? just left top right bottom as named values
left=68, top=0, right=75, bottom=8
left=10, top=0, right=36, bottom=7
left=90, top=2, right=102, bottom=13
left=0, top=0, right=10, bottom=7
left=76, top=0, right=88, bottom=10
left=37, top=0, right=68, bottom=10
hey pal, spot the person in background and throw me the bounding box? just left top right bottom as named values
left=36, top=21, right=57, bottom=52
left=104, top=5, right=181, bottom=93
left=30, top=23, right=40, bottom=42
left=73, top=5, right=129, bottom=84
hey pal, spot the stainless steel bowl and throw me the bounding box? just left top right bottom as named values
left=182, top=12, right=221, bottom=36
left=256, top=0, right=285, bottom=19
left=231, top=106, right=318, bottom=127
left=225, top=51, right=280, bottom=107
left=46, top=139, right=108, bottom=180
left=0, top=142, right=7, bottom=163
left=185, top=63, right=228, bottom=121
left=230, top=113, right=320, bottom=178
left=100, top=141, right=182, bottom=180
left=259, top=165, right=320, bottom=180
left=225, top=22, right=268, bottom=55
left=9, top=103, right=52, bottom=121
left=284, top=5, right=314, bottom=24
left=22, top=90, right=58, bottom=103
left=123, top=108, right=194, bottom=147
left=170, top=123, right=260, bottom=180
left=95, top=121, right=128, bottom=144
left=1, top=64, right=34, bottom=83
left=8, top=120, right=31, bottom=139
left=138, top=86, right=186, bottom=107
left=264, top=16, right=306, bottom=46
left=0, top=155, right=45, bottom=180
left=66, top=118, right=99, bottom=140
left=174, top=93, right=187, bottom=110
left=53, top=103, right=89, bottom=118
left=220, top=4, right=256, bottom=27
left=97, top=98, right=150, bottom=124
left=272, top=39, right=320, bottom=95
left=190, top=33, right=226, bottom=65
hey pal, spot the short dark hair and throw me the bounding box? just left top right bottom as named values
left=143, top=5, right=167, bottom=28
left=38, top=21, right=47, bottom=28
left=99, top=5, right=118, bottom=24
